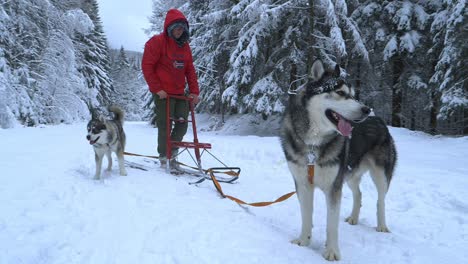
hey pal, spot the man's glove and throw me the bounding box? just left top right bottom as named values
left=189, top=94, right=200, bottom=104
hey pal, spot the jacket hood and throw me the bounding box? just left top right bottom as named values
left=164, top=9, right=188, bottom=33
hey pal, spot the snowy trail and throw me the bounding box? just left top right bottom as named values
left=0, top=121, right=467, bottom=264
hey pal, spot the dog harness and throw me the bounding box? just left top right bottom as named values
left=306, top=76, right=346, bottom=95
left=288, top=75, right=346, bottom=96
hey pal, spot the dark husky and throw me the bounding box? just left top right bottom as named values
left=86, top=106, right=127, bottom=180
left=280, top=60, right=397, bottom=261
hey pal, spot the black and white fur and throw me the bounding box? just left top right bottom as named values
left=86, top=106, right=127, bottom=180
left=280, top=60, right=397, bottom=261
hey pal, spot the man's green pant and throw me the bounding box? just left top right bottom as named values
left=154, top=95, right=189, bottom=158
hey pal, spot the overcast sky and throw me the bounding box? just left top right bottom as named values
left=97, top=0, right=153, bottom=52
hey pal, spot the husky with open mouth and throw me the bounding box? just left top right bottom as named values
left=86, top=106, right=127, bottom=180
left=280, top=59, right=397, bottom=261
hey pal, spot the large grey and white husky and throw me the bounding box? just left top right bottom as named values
left=280, top=60, right=397, bottom=261
left=86, top=106, right=127, bottom=180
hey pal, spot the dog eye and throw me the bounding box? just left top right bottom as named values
left=336, top=91, right=346, bottom=97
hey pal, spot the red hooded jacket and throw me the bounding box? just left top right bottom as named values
left=141, top=9, right=199, bottom=95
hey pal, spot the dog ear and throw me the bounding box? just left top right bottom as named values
left=310, top=59, right=325, bottom=81
left=334, top=64, right=341, bottom=77
left=90, top=108, right=98, bottom=120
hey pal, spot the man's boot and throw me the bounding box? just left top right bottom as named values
left=169, top=149, right=180, bottom=171
left=159, top=156, right=167, bottom=168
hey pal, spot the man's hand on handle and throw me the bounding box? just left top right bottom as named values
left=189, top=94, right=199, bottom=104
left=156, top=91, right=199, bottom=104
left=156, top=90, right=168, bottom=99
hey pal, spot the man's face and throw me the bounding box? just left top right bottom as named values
left=172, top=26, right=184, bottom=39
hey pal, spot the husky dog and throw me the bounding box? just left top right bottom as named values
left=280, top=60, right=397, bottom=261
left=86, top=106, right=128, bottom=180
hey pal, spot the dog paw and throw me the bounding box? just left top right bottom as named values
left=291, top=237, right=310, bottom=247
left=323, top=247, right=341, bottom=261
left=376, top=225, right=390, bottom=233
left=345, top=216, right=358, bottom=225
left=120, top=170, right=128, bottom=176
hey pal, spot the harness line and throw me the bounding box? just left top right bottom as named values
left=123, top=151, right=308, bottom=207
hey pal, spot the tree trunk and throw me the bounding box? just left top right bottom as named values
left=290, top=63, right=297, bottom=92
left=218, top=76, right=225, bottom=123
left=355, top=62, right=361, bottom=100
left=429, top=90, right=440, bottom=134
left=307, top=0, right=315, bottom=70
left=391, top=57, right=403, bottom=127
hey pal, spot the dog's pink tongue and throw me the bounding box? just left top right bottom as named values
left=338, top=118, right=352, bottom=137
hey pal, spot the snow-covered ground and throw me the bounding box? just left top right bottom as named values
left=0, top=118, right=467, bottom=264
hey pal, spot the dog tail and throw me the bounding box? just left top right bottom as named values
left=108, top=105, right=125, bottom=124
left=384, top=136, right=397, bottom=186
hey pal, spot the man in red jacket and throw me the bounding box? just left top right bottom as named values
left=142, top=9, right=200, bottom=168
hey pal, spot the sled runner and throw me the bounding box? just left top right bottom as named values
left=124, top=158, right=239, bottom=184
left=124, top=160, right=150, bottom=171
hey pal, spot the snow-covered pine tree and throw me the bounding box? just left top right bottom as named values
left=116, top=46, right=130, bottom=70
left=185, top=0, right=368, bottom=120
left=0, top=0, right=51, bottom=126
left=144, top=0, right=466, bottom=135
left=74, top=0, right=113, bottom=109
left=0, top=47, right=15, bottom=128
left=0, top=0, right=106, bottom=126
left=383, top=1, right=432, bottom=128
left=352, top=0, right=466, bottom=134
left=0, top=4, right=17, bottom=128
left=352, top=1, right=432, bottom=129
left=220, top=0, right=304, bottom=117
left=35, top=7, right=94, bottom=124
left=110, top=46, right=147, bottom=121
left=184, top=0, right=238, bottom=122
left=429, top=0, right=467, bottom=134
left=144, top=0, right=168, bottom=37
